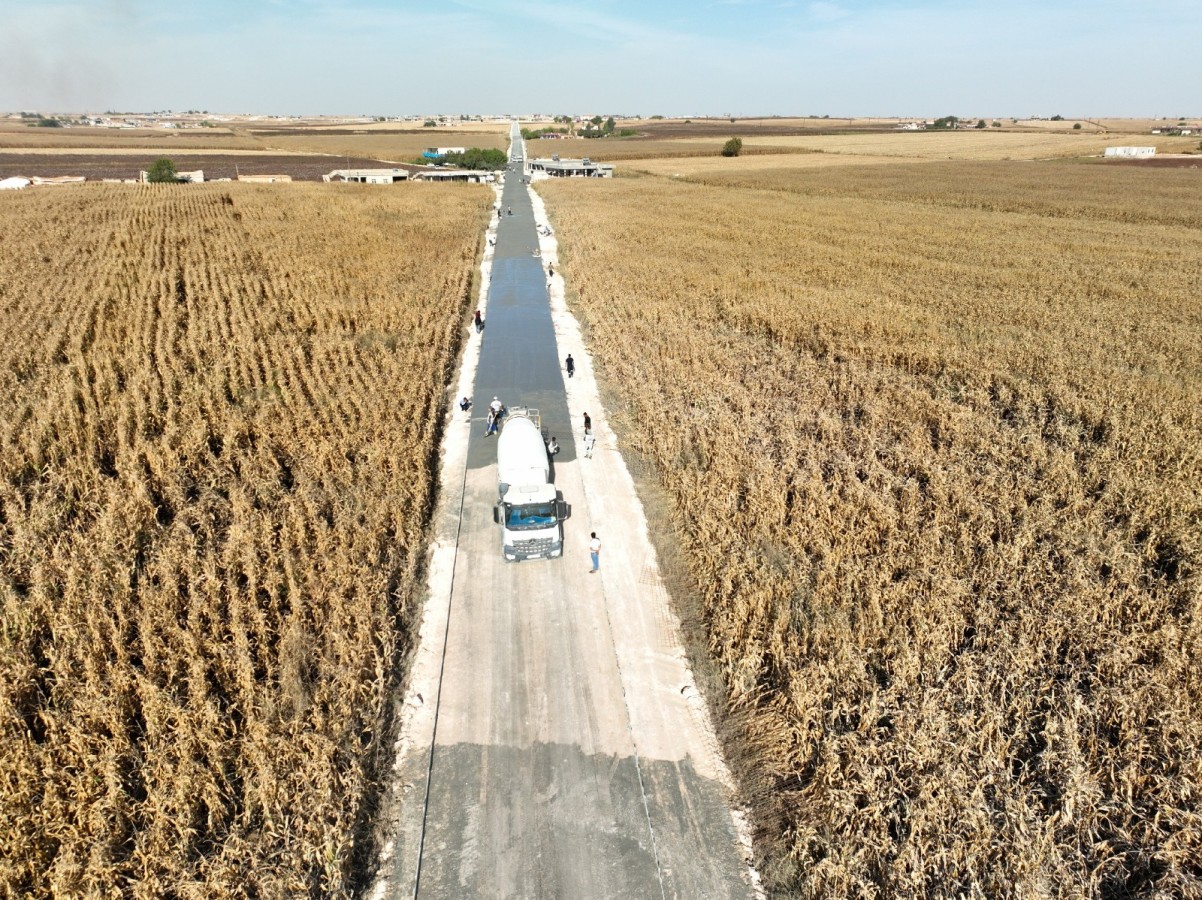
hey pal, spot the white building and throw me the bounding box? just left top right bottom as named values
left=1103, top=147, right=1156, bottom=158
left=322, top=168, right=409, bottom=184
left=527, top=157, right=614, bottom=178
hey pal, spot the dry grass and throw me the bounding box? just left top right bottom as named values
left=536, top=166, right=1202, bottom=897
left=0, top=182, right=490, bottom=897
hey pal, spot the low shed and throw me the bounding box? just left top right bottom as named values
left=323, top=168, right=409, bottom=184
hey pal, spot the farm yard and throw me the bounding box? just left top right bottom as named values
left=535, top=161, right=1202, bottom=896
left=0, top=182, right=491, bottom=897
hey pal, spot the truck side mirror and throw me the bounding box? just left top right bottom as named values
left=557, top=501, right=571, bottom=521
left=493, top=504, right=502, bottom=525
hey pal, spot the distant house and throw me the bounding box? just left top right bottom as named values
left=1104, top=147, right=1156, bottom=158
left=139, top=169, right=204, bottom=183
left=415, top=169, right=495, bottom=184
left=322, top=168, right=409, bottom=184
left=527, top=157, right=614, bottom=178
left=237, top=174, right=292, bottom=183
left=422, top=146, right=467, bottom=159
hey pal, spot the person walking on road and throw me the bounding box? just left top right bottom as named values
left=583, top=430, right=596, bottom=458
left=565, top=354, right=575, bottom=378
left=589, top=533, right=601, bottom=573
left=583, top=411, right=591, bottom=434
left=485, top=397, right=504, bottom=436
left=473, top=309, right=483, bottom=333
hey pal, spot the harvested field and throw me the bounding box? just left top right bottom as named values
left=735, top=131, right=1197, bottom=159
left=0, top=153, right=409, bottom=182
left=251, top=129, right=509, bottom=163
left=529, top=131, right=1195, bottom=165
left=0, top=125, right=262, bottom=151
left=0, top=182, right=491, bottom=897
left=536, top=167, right=1202, bottom=897
left=624, top=153, right=933, bottom=178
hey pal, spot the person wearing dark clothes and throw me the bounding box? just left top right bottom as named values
left=473, top=310, right=483, bottom=333
left=565, top=354, right=575, bottom=378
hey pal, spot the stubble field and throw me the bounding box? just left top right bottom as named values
left=0, top=182, right=490, bottom=897
left=536, top=163, right=1202, bottom=897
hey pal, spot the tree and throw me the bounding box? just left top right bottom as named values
left=931, top=115, right=959, bottom=129
left=976, top=119, right=987, bottom=129
left=145, top=157, right=180, bottom=183
left=1073, top=122, right=1082, bottom=130
left=423, top=119, right=437, bottom=127
left=721, top=137, right=743, bottom=157
left=603, top=116, right=615, bottom=135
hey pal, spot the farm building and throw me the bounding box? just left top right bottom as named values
left=0, top=176, right=31, bottom=190
left=528, top=157, right=615, bottom=178
left=238, top=174, right=292, bottom=183
left=1104, top=146, right=1157, bottom=158
left=138, top=169, right=204, bottom=183
left=323, top=168, right=409, bottom=184
left=415, top=169, right=495, bottom=184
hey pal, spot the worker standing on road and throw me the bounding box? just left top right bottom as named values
left=589, top=533, right=601, bottom=573
left=583, top=430, right=596, bottom=458
left=565, top=354, right=575, bottom=378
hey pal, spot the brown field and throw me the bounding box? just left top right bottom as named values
left=0, top=152, right=409, bottom=182
left=0, top=120, right=511, bottom=168
left=249, top=129, right=509, bottom=163
left=0, top=182, right=490, bottom=897
left=0, top=123, right=263, bottom=151
left=536, top=165, right=1202, bottom=896
left=530, top=124, right=1198, bottom=166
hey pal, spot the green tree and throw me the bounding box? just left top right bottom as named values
left=1073, top=122, right=1082, bottom=130
left=423, top=119, right=437, bottom=127
left=603, top=116, right=615, bottom=135
left=145, top=157, right=180, bottom=183
left=931, top=115, right=959, bottom=129
left=976, top=119, right=987, bottom=129
left=721, top=137, right=743, bottom=157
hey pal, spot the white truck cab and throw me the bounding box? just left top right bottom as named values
left=492, top=408, right=569, bottom=561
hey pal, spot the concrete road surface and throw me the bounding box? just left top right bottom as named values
left=378, top=124, right=754, bottom=900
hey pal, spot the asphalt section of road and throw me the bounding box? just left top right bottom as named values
left=378, top=126, right=754, bottom=900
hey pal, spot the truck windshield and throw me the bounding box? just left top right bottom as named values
left=505, top=502, right=557, bottom=529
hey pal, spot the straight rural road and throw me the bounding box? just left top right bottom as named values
left=377, top=124, right=755, bottom=900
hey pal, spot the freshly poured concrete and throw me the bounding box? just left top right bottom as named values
left=376, top=125, right=757, bottom=900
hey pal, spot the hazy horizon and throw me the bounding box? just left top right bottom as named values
left=1, top=1, right=1198, bottom=119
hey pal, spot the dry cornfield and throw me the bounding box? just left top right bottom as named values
left=0, top=182, right=490, bottom=897
left=537, top=165, right=1202, bottom=897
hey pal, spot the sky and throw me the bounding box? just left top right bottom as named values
left=0, top=0, right=1197, bottom=118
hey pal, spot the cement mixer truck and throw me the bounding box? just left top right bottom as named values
left=492, top=408, right=570, bottom=561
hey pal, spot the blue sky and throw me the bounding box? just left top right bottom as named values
left=0, top=0, right=1197, bottom=116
